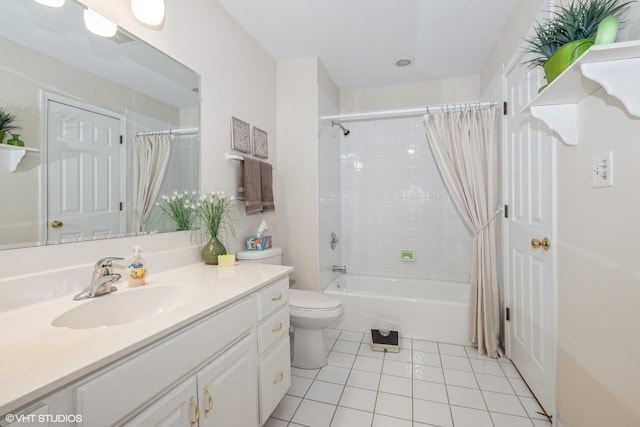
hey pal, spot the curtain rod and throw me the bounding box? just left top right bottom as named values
left=320, top=100, right=496, bottom=122
left=135, top=127, right=200, bottom=137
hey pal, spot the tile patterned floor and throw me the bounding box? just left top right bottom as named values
left=266, top=329, right=551, bottom=427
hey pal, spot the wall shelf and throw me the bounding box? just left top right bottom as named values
left=0, top=144, right=39, bottom=172
left=523, top=40, right=640, bottom=145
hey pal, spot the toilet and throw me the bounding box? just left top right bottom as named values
left=236, top=247, right=344, bottom=369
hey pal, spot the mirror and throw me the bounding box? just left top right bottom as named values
left=0, top=0, right=200, bottom=250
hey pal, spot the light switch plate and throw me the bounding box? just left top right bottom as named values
left=592, top=151, right=614, bottom=188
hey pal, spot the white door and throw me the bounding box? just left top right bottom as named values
left=47, top=99, right=123, bottom=243
left=504, top=58, right=557, bottom=415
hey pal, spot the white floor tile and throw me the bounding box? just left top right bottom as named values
left=339, top=330, right=364, bottom=342
left=440, top=355, right=472, bottom=372
left=413, top=379, right=448, bottom=404
left=330, top=406, right=373, bottom=427
left=328, top=351, right=356, bottom=369
left=451, top=406, right=493, bottom=427
left=372, top=414, right=412, bottom=427
left=288, top=375, right=313, bottom=397
left=346, top=369, right=380, bottom=390
left=508, top=377, right=534, bottom=397
left=264, top=417, right=288, bottom=427
left=316, top=365, right=351, bottom=385
left=413, top=339, right=439, bottom=353
left=476, top=373, right=515, bottom=394
left=532, top=419, right=552, bottom=426
left=375, top=392, right=413, bottom=420
left=470, top=358, right=504, bottom=376
left=491, top=412, right=535, bottom=427
left=399, top=337, right=412, bottom=349
left=291, top=399, right=336, bottom=427
left=382, top=360, right=413, bottom=378
left=384, top=348, right=412, bottom=362
left=447, top=385, right=487, bottom=410
left=379, top=374, right=412, bottom=397
left=333, top=339, right=361, bottom=354
left=500, top=362, right=522, bottom=378
left=443, top=368, right=478, bottom=389
left=291, top=366, right=320, bottom=379
left=352, top=355, right=384, bottom=373
left=271, top=395, right=301, bottom=421
left=413, top=364, right=444, bottom=383
left=519, top=396, right=550, bottom=420
left=324, top=337, right=337, bottom=351
left=362, top=333, right=372, bottom=344
left=412, top=350, right=441, bottom=367
left=338, top=386, right=377, bottom=412
left=438, top=343, right=468, bottom=357
left=357, top=342, right=385, bottom=359
left=465, top=346, right=487, bottom=359
left=413, top=399, right=453, bottom=427
left=323, top=328, right=341, bottom=339
left=306, top=380, right=344, bottom=405
left=483, top=391, right=527, bottom=416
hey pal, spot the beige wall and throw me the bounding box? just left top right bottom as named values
left=556, top=92, right=640, bottom=427
left=0, top=0, right=278, bottom=278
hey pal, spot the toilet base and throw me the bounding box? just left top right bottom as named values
left=292, top=327, right=327, bottom=369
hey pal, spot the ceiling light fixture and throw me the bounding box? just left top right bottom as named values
left=131, top=0, right=165, bottom=26
left=33, top=0, right=65, bottom=7
left=395, top=56, right=415, bottom=67
left=83, top=8, right=117, bottom=38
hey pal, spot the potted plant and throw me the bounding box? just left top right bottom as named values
left=523, top=0, right=634, bottom=87
left=196, top=191, right=240, bottom=265
left=0, top=108, right=20, bottom=144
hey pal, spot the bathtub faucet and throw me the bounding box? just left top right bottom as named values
left=332, top=265, right=347, bottom=273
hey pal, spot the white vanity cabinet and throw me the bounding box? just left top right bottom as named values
left=255, top=277, right=291, bottom=424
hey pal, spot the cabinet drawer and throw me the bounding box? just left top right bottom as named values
left=76, top=297, right=255, bottom=427
left=257, top=306, right=289, bottom=355
left=256, top=277, right=289, bottom=321
left=258, top=336, right=291, bottom=424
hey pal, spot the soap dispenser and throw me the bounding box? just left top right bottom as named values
left=126, top=245, right=147, bottom=287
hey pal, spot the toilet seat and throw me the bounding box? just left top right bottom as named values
left=289, top=289, right=342, bottom=312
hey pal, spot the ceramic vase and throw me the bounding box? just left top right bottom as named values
left=6, top=134, right=24, bottom=147
left=201, top=235, right=226, bottom=265
left=542, top=38, right=594, bottom=86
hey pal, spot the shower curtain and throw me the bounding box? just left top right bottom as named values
left=423, top=107, right=501, bottom=358
left=131, top=134, right=171, bottom=232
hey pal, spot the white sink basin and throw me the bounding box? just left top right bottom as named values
left=52, top=285, right=200, bottom=329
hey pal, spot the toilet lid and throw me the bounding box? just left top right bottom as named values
left=289, top=289, right=342, bottom=311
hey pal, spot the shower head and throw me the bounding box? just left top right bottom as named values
left=331, top=121, right=350, bottom=136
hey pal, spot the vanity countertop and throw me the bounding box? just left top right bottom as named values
left=0, top=262, right=293, bottom=416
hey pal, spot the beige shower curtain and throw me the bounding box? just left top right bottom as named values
left=423, top=107, right=501, bottom=358
left=131, top=134, right=172, bottom=232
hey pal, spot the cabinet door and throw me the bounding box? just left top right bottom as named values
left=197, top=334, right=258, bottom=427
left=124, top=377, right=198, bottom=427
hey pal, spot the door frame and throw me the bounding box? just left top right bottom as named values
left=40, top=91, right=127, bottom=242
left=501, top=52, right=559, bottom=425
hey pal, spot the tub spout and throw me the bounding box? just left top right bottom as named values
left=332, top=265, right=347, bottom=273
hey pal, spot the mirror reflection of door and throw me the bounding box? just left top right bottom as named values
left=46, top=97, right=124, bottom=243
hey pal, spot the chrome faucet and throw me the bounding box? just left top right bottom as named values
left=332, top=265, right=347, bottom=273
left=73, top=257, right=124, bottom=301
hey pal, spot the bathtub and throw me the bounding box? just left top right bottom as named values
left=323, top=274, right=470, bottom=345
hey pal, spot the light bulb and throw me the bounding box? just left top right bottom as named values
left=131, top=0, right=165, bottom=26
left=83, top=8, right=117, bottom=38
left=33, top=0, right=65, bottom=6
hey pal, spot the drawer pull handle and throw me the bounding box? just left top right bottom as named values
left=272, top=322, right=283, bottom=333
left=271, top=293, right=282, bottom=302
left=273, top=371, right=285, bottom=385
left=190, top=396, right=199, bottom=427
left=204, top=385, right=214, bottom=418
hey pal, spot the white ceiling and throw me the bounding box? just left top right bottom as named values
left=217, top=0, right=520, bottom=89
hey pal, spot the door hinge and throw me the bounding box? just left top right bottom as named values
left=119, top=202, right=123, bottom=211
left=120, top=135, right=123, bottom=145
left=506, top=307, right=511, bottom=321
left=503, top=101, right=508, bottom=116
left=504, top=204, right=509, bottom=218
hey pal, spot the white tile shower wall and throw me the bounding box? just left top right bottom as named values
left=340, top=116, right=472, bottom=282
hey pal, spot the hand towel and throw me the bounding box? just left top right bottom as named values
left=238, top=158, right=262, bottom=215
left=260, top=161, right=275, bottom=213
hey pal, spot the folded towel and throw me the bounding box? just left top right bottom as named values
left=239, top=158, right=262, bottom=215
left=260, top=161, right=275, bottom=213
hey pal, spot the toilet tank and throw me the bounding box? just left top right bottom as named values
left=236, top=247, right=283, bottom=265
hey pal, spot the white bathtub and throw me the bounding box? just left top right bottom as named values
left=323, top=274, right=470, bottom=345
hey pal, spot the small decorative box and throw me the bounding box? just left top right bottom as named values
left=246, top=235, right=272, bottom=250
